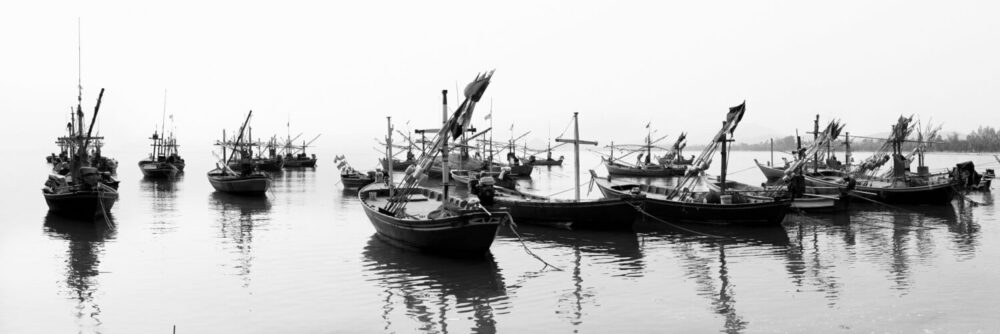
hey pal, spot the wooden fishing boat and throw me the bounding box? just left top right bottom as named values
left=380, top=157, right=416, bottom=171
left=450, top=169, right=515, bottom=190
left=593, top=174, right=790, bottom=225
left=138, top=131, right=179, bottom=178
left=341, top=170, right=375, bottom=189
left=208, top=110, right=273, bottom=196
left=43, top=88, right=119, bottom=219
left=706, top=178, right=845, bottom=212
left=754, top=159, right=787, bottom=183
left=360, top=72, right=505, bottom=256
left=808, top=172, right=956, bottom=205
left=592, top=102, right=791, bottom=226
left=605, top=160, right=686, bottom=177
left=359, top=182, right=504, bottom=255
left=527, top=156, right=563, bottom=166
left=283, top=154, right=317, bottom=168
left=207, top=167, right=271, bottom=195
left=277, top=123, right=320, bottom=168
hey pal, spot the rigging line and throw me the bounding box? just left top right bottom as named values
left=545, top=181, right=590, bottom=198
left=556, top=116, right=574, bottom=140
left=625, top=202, right=728, bottom=239
left=725, top=165, right=758, bottom=175
left=97, top=185, right=114, bottom=229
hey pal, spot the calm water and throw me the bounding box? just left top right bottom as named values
left=2, top=149, right=999, bottom=333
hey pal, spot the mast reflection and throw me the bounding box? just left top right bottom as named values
left=44, top=212, right=117, bottom=333
left=362, top=235, right=507, bottom=334
left=209, top=192, right=271, bottom=288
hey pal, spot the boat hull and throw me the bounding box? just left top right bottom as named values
left=594, top=177, right=789, bottom=226
left=606, top=162, right=685, bottom=177
left=855, top=182, right=956, bottom=205
left=359, top=184, right=503, bottom=256
left=528, top=159, right=563, bottom=166
left=138, top=161, right=178, bottom=178
left=283, top=158, right=317, bottom=168
left=342, top=175, right=374, bottom=189
left=492, top=196, right=642, bottom=230
left=208, top=173, right=271, bottom=195
left=43, top=188, right=118, bottom=219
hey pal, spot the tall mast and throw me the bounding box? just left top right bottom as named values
left=441, top=90, right=450, bottom=199
left=386, top=117, right=394, bottom=195
left=719, top=121, right=728, bottom=193
left=813, top=114, right=819, bottom=173
left=556, top=113, right=598, bottom=201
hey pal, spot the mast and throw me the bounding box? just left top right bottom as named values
left=844, top=132, right=851, bottom=169
left=555, top=113, right=597, bottom=201
left=441, top=90, right=450, bottom=199
left=813, top=114, right=819, bottom=173
left=386, top=116, right=394, bottom=196
left=160, top=89, right=167, bottom=158
left=769, top=138, right=774, bottom=166
left=719, top=121, right=728, bottom=193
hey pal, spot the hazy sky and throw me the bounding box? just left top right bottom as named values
left=2, top=0, right=998, bottom=161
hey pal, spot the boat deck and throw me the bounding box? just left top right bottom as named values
left=363, top=188, right=476, bottom=219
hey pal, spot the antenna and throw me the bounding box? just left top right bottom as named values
left=77, top=18, right=82, bottom=106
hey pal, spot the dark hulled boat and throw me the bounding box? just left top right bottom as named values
left=359, top=72, right=506, bottom=256
left=138, top=131, right=179, bottom=179
left=592, top=102, right=791, bottom=227
left=605, top=160, right=686, bottom=177
left=43, top=88, right=119, bottom=219
left=359, top=182, right=503, bottom=255
left=208, top=110, right=272, bottom=196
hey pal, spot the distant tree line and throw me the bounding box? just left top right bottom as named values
left=716, top=126, right=1000, bottom=153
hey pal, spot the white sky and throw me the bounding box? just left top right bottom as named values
left=2, top=0, right=998, bottom=159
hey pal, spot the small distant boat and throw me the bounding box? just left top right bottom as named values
left=43, top=88, right=119, bottom=219
left=603, top=125, right=688, bottom=177
left=335, top=155, right=375, bottom=189
left=359, top=72, right=506, bottom=256
left=380, top=157, right=416, bottom=171
left=208, top=110, right=272, bottom=196
left=279, top=123, right=320, bottom=168
left=605, top=160, right=686, bottom=177
left=138, top=131, right=180, bottom=179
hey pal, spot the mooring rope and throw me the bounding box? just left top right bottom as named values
left=624, top=201, right=727, bottom=239
left=951, top=185, right=985, bottom=207
left=96, top=185, right=114, bottom=229
left=545, top=181, right=590, bottom=198
left=480, top=207, right=562, bottom=271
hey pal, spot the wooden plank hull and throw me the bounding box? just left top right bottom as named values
left=855, top=182, right=956, bottom=205
left=43, top=188, right=118, bottom=219
left=492, top=196, right=642, bottom=230
left=380, top=158, right=415, bottom=171
left=527, top=159, right=563, bottom=166
left=341, top=174, right=374, bottom=189
left=594, top=177, right=789, bottom=226
left=138, top=161, right=178, bottom=178
left=359, top=184, right=503, bottom=257
left=754, top=159, right=786, bottom=182
left=606, top=162, right=685, bottom=177
left=207, top=172, right=271, bottom=195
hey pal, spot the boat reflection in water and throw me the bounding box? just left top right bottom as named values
left=362, top=235, right=508, bottom=334
left=504, top=224, right=645, bottom=277
left=209, top=192, right=272, bottom=287
left=43, top=212, right=116, bottom=333
left=140, top=177, right=179, bottom=234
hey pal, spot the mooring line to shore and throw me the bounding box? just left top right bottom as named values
left=480, top=207, right=563, bottom=271
left=625, top=202, right=728, bottom=239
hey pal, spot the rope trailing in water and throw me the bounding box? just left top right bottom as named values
left=624, top=202, right=727, bottom=239
left=951, top=185, right=985, bottom=207
left=96, top=186, right=114, bottom=229
left=480, top=207, right=562, bottom=271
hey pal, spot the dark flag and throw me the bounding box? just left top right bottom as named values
left=725, top=101, right=746, bottom=134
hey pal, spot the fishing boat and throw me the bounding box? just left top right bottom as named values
left=358, top=72, right=506, bottom=256
left=334, top=155, right=375, bottom=189
left=208, top=110, right=272, bottom=195
left=279, top=122, right=320, bottom=168
left=834, top=116, right=957, bottom=205
left=138, top=131, right=179, bottom=178
left=592, top=102, right=791, bottom=226
left=604, top=127, right=686, bottom=177
left=43, top=88, right=119, bottom=219
left=450, top=168, right=516, bottom=190
left=471, top=113, right=644, bottom=230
